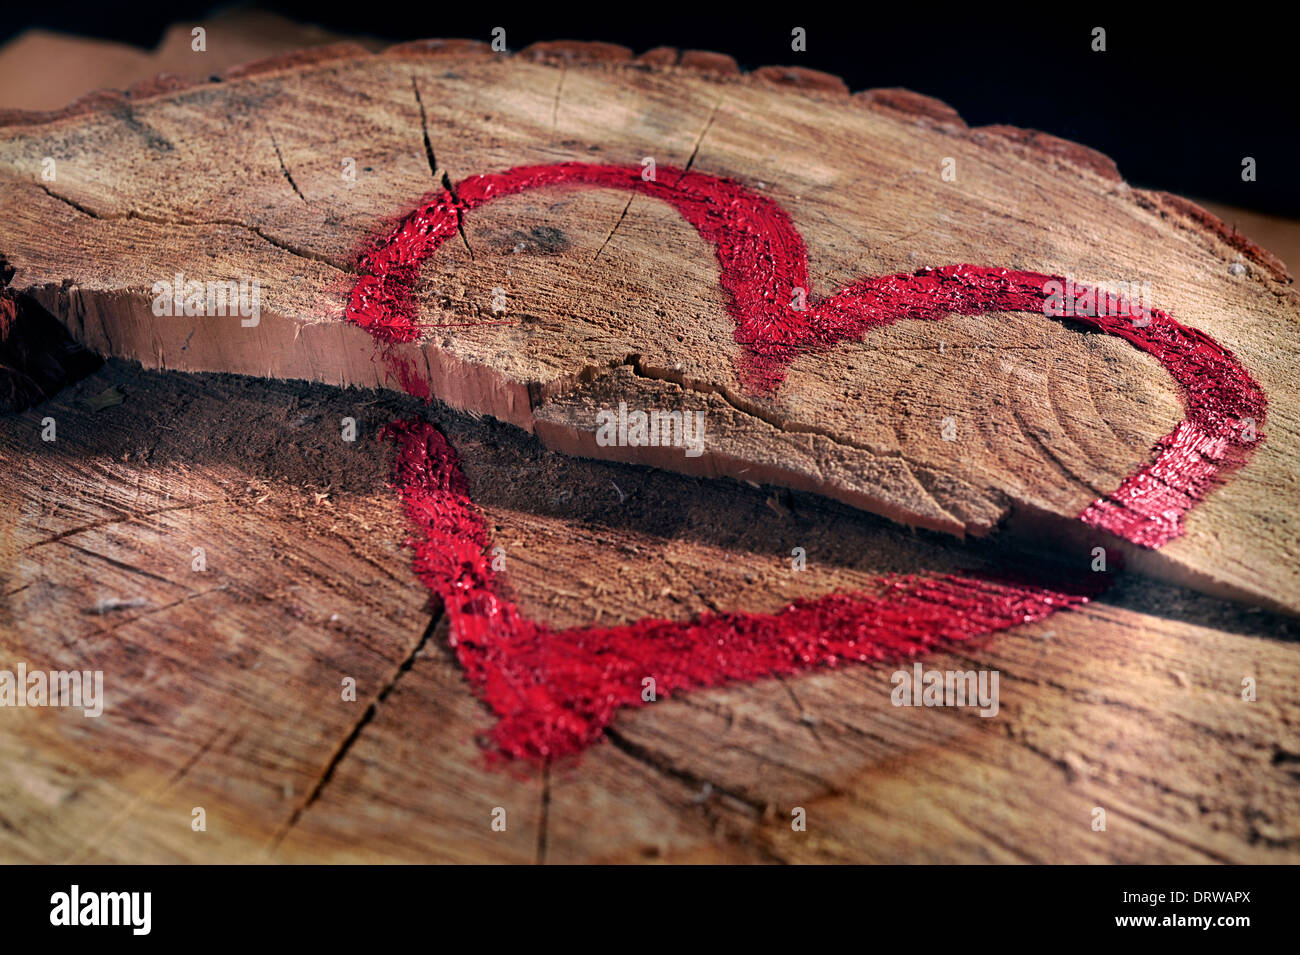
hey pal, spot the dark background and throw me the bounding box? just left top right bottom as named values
left=3, top=2, right=1294, bottom=217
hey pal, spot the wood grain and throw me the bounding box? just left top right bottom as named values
left=1, top=363, right=1296, bottom=863
left=0, top=43, right=1296, bottom=616
left=1, top=32, right=1298, bottom=864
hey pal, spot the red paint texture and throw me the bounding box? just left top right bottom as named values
left=348, top=163, right=1266, bottom=548
left=384, top=418, right=1095, bottom=761
left=346, top=163, right=1266, bottom=759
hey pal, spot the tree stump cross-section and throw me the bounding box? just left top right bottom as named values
left=1, top=37, right=1299, bottom=863
left=1, top=42, right=1296, bottom=614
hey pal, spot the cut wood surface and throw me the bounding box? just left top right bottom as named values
left=0, top=42, right=1296, bottom=616
left=2, top=33, right=1299, bottom=864
left=2, top=363, right=1297, bottom=863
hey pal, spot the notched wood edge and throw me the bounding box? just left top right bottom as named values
left=972, top=124, right=1122, bottom=182
left=382, top=38, right=494, bottom=59
left=634, top=47, right=741, bottom=74
left=518, top=40, right=634, bottom=63
left=0, top=37, right=1291, bottom=289
left=124, top=72, right=210, bottom=100
left=852, top=88, right=967, bottom=129
left=0, top=32, right=1249, bottom=217
left=218, top=41, right=376, bottom=80
left=0, top=89, right=131, bottom=127
left=751, top=65, right=849, bottom=96
left=1134, top=190, right=1292, bottom=284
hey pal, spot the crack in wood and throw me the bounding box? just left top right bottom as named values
left=24, top=499, right=222, bottom=549
left=603, top=727, right=793, bottom=863
left=675, top=96, right=725, bottom=184
left=62, top=722, right=237, bottom=864
left=32, top=182, right=351, bottom=273
left=55, top=538, right=185, bottom=587
left=550, top=65, right=565, bottom=131
left=268, top=608, right=443, bottom=852
left=410, top=75, right=439, bottom=180
left=268, top=129, right=307, bottom=204
left=618, top=354, right=919, bottom=463
left=879, top=379, right=966, bottom=526
left=38, top=182, right=99, bottom=218
left=411, top=74, right=473, bottom=259
left=82, top=583, right=229, bottom=640
left=777, top=675, right=825, bottom=749
left=592, top=193, right=635, bottom=262
left=604, top=726, right=768, bottom=814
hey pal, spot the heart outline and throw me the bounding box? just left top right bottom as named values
left=349, top=163, right=1267, bottom=549
left=347, top=163, right=1267, bottom=760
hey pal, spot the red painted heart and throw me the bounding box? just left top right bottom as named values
left=347, top=163, right=1266, bottom=760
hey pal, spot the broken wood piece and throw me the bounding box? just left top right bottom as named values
left=4, top=362, right=1297, bottom=861
left=0, top=41, right=1296, bottom=615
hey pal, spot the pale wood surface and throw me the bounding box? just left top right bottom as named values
left=1, top=31, right=1298, bottom=864
left=0, top=43, right=1295, bottom=615
left=2, top=364, right=1297, bottom=863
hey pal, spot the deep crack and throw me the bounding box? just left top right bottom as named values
left=269, top=129, right=307, bottom=203
left=33, top=182, right=349, bottom=273
left=410, top=75, right=439, bottom=179
left=269, top=609, right=442, bottom=851
left=593, top=194, right=635, bottom=262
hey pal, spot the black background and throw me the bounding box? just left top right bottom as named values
left=4, top=864, right=1281, bottom=939
left=1, top=4, right=1295, bottom=215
